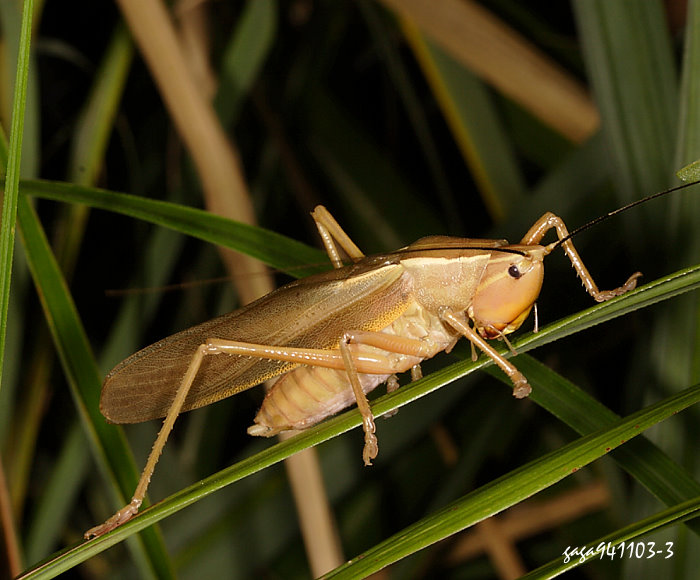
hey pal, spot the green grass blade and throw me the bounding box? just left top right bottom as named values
left=572, top=4, right=699, bottom=573
left=15, top=195, right=175, bottom=579
left=677, top=0, right=700, bottom=170
left=305, top=89, right=443, bottom=250
left=359, top=2, right=462, bottom=233
left=24, top=425, right=90, bottom=563
left=402, top=22, right=526, bottom=222
left=321, top=383, right=700, bottom=578
left=10, top=4, right=698, bottom=578
left=0, top=116, right=7, bottom=168
left=57, top=22, right=133, bottom=276
left=19, top=178, right=327, bottom=276
left=522, top=496, right=700, bottom=578
left=19, top=24, right=137, bottom=564
left=488, top=356, right=700, bottom=536
left=0, top=0, right=33, bottom=394
left=495, top=132, right=609, bottom=236
left=663, top=0, right=700, bottom=389
left=573, top=0, right=677, bottom=202
left=16, top=258, right=699, bottom=575
left=68, top=23, right=133, bottom=187
left=215, top=0, right=276, bottom=126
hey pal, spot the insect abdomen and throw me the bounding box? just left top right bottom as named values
left=248, top=299, right=456, bottom=436
left=249, top=365, right=392, bottom=434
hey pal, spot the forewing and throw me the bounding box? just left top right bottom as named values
left=101, top=258, right=412, bottom=423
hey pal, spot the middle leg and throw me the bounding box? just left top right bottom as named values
left=209, top=332, right=442, bottom=463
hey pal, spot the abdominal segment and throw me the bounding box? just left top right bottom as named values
left=248, top=299, right=457, bottom=436
left=249, top=362, right=394, bottom=435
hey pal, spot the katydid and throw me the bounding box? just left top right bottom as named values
left=85, top=201, right=647, bottom=538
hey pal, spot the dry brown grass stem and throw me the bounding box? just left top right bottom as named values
left=447, top=479, right=610, bottom=571
left=115, top=0, right=343, bottom=574
left=380, top=0, right=599, bottom=143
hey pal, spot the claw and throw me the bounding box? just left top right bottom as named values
left=512, top=374, right=532, bottom=399
left=84, top=498, right=141, bottom=539
left=594, top=272, right=642, bottom=302
left=361, top=415, right=378, bottom=466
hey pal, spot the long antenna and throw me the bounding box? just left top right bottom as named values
left=552, top=180, right=700, bottom=250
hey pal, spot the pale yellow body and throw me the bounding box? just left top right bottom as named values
left=253, top=297, right=457, bottom=432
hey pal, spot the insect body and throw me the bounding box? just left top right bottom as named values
left=85, top=205, right=640, bottom=538
left=245, top=237, right=543, bottom=444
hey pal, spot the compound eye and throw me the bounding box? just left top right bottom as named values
left=508, top=264, right=522, bottom=279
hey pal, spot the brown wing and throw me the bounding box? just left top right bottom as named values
left=101, top=256, right=414, bottom=423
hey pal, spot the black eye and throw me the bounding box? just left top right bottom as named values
left=508, top=265, right=522, bottom=279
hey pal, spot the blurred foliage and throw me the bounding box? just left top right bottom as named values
left=1, top=0, right=699, bottom=578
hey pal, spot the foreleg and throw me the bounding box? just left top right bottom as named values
left=521, top=212, right=641, bottom=302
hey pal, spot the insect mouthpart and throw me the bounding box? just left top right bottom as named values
left=479, top=324, right=509, bottom=340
